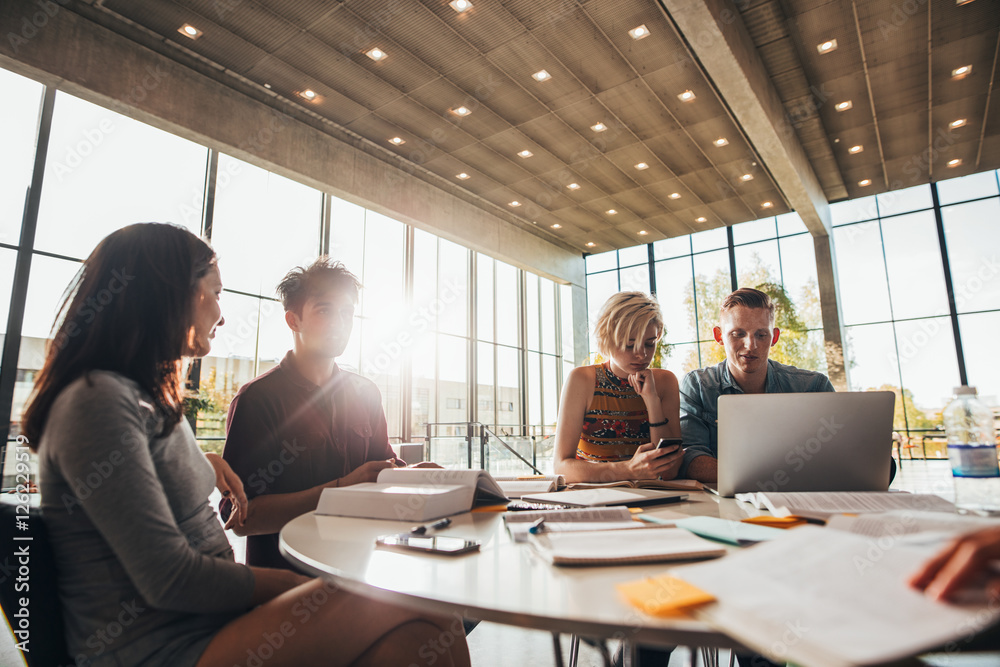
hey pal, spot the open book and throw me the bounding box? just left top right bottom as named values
left=315, top=468, right=508, bottom=522
left=672, top=526, right=1000, bottom=666
left=493, top=475, right=565, bottom=498
left=567, top=478, right=704, bottom=492
left=735, top=491, right=956, bottom=521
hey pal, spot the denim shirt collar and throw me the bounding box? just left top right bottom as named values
left=719, top=359, right=778, bottom=394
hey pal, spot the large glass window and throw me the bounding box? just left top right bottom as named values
left=35, top=92, right=206, bottom=258
left=0, top=69, right=44, bottom=246
left=589, top=211, right=825, bottom=378
left=1, top=65, right=578, bottom=462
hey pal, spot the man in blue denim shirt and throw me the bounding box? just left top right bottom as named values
left=679, top=288, right=834, bottom=482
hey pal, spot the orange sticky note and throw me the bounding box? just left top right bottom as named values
left=617, top=575, right=715, bottom=617
left=742, top=515, right=807, bottom=529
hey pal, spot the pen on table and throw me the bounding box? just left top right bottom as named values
left=411, top=517, right=451, bottom=534
left=528, top=517, right=546, bottom=534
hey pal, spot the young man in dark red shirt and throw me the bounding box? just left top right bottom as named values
left=221, top=258, right=406, bottom=569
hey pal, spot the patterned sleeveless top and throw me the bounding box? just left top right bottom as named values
left=577, top=363, right=651, bottom=462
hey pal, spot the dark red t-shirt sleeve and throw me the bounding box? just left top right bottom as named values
left=222, top=390, right=278, bottom=504
left=365, top=383, right=395, bottom=462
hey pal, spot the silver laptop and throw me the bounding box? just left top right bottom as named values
left=714, top=391, right=895, bottom=497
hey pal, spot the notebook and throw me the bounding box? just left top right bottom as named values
left=521, top=488, right=689, bottom=508
left=529, top=527, right=726, bottom=566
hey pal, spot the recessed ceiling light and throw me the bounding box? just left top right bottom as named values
left=948, top=158, right=962, bottom=167
left=761, top=201, right=773, bottom=208
left=517, top=150, right=533, bottom=158
left=849, top=144, right=864, bottom=154
left=178, top=23, right=202, bottom=39
left=713, top=137, right=729, bottom=147
left=567, top=183, right=581, bottom=190
left=638, top=230, right=648, bottom=235
left=532, top=69, right=551, bottom=82
left=591, top=122, right=608, bottom=132
left=669, top=192, right=681, bottom=199
left=678, top=90, right=696, bottom=102
left=551, top=223, right=562, bottom=229
left=509, top=200, right=521, bottom=207
left=952, top=65, right=972, bottom=79
left=456, top=172, right=470, bottom=180
left=629, top=25, right=650, bottom=40
left=449, top=0, right=473, bottom=12
left=298, top=89, right=319, bottom=102
left=696, top=216, right=707, bottom=223
left=366, top=47, right=387, bottom=61
left=858, top=178, right=872, bottom=187
left=950, top=118, right=967, bottom=129
left=635, top=162, right=649, bottom=170
left=835, top=100, right=853, bottom=112
left=263, top=83, right=272, bottom=89
left=740, top=173, right=754, bottom=182
left=586, top=242, right=596, bottom=247
left=450, top=106, right=471, bottom=116
left=389, top=136, right=405, bottom=145
left=606, top=209, right=617, bottom=215
left=817, top=39, right=838, bottom=54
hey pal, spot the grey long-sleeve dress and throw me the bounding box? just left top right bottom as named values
left=39, top=371, right=256, bottom=667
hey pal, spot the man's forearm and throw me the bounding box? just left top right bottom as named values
left=234, top=485, right=328, bottom=536
left=686, top=455, right=718, bottom=483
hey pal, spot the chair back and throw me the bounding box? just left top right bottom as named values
left=0, top=499, right=72, bottom=667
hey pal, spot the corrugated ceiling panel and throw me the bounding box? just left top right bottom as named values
left=307, top=13, right=441, bottom=94
left=415, top=0, right=527, bottom=53
left=273, top=33, right=404, bottom=109
left=528, top=6, right=638, bottom=94
left=597, top=80, right=682, bottom=141
left=254, top=0, right=340, bottom=30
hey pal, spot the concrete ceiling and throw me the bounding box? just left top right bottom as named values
left=80, top=0, right=999, bottom=253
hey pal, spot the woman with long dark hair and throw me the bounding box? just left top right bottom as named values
left=25, top=223, right=470, bottom=667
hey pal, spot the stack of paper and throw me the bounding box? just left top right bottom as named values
left=736, top=491, right=956, bottom=521
left=671, top=526, right=1000, bottom=666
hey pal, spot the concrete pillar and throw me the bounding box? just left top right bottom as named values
left=814, top=234, right=849, bottom=390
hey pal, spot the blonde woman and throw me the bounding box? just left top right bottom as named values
left=554, top=291, right=682, bottom=484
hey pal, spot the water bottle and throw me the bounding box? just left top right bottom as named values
left=946, top=386, right=1000, bottom=514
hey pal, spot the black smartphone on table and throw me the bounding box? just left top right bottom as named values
left=375, top=534, right=481, bottom=556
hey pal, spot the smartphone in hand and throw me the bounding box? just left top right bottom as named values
left=655, top=438, right=683, bottom=454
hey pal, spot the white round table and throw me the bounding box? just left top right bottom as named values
left=279, top=493, right=759, bottom=650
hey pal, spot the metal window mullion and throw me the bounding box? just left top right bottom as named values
left=468, top=250, right=476, bottom=426
left=647, top=243, right=657, bottom=295
left=320, top=193, right=332, bottom=256
left=201, top=149, right=219, bottom=242
left=518, top=270, right=528, bottom=435
left=930, top=182, right=969, bottom=386
left=401, top=225, right=415, bottom=442
left=727, top=226, right=738, bottom=291
left=0, top=87, right=56, bottom=444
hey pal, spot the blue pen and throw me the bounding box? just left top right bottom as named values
left=528, top=517, right=546, bottom=534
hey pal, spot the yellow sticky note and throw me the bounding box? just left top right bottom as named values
left=617, top=575, right=715, bottom=617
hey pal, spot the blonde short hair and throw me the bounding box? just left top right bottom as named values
left=594, top=291, right=664, bottom=358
